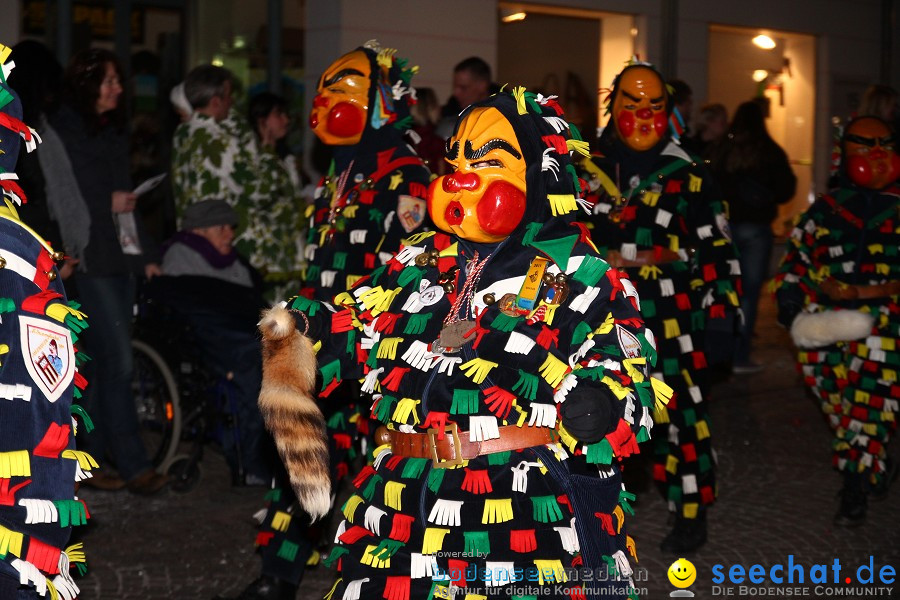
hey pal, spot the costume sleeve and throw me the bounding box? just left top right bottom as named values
left=686, top=166, right=742, bottom=321
left=773, top=201, right=824, bottom=321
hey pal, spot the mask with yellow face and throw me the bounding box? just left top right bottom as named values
left=309, top=50, right=371, bottom=146
left=427, top=107, right=527, bottom=243
left=843, top=117, right=900, bottom=190
left=611, top=66, right=669, bottom=152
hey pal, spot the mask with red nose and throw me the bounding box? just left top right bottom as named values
left=610, top=65, right=669, bottom=152
left=843, top=117, right=900, bottom=190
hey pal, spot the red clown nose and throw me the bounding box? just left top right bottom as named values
left=442, top=172, right=481, bottom=192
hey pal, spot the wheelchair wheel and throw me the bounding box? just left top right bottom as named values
left=131, top=339, right=182, bottom=469
left=167, top=454, right=202, bottom=493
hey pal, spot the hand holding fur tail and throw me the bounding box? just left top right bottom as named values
left=258, top=305, right=332, bottom=521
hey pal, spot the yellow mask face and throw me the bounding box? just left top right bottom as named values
left=427, top=107, right=527, bottom=243
left=309, top=50, right=371, bottom=146
left=611, top=66, right=668, bottom=151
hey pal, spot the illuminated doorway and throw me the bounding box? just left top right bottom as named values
left=708, top=25, right=816, bottom=234
left=497, top=2, right=639, bottom=141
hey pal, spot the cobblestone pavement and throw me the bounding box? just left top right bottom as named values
left=76, top=293, right=899, bottom=599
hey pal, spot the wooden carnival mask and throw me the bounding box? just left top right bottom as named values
left=612, top=66, right=668, bottom=152
left=427, top=107, right=527, bottom=243
left=309, top=50, right=371, bottom=146
left=843, top=117, right=900, bottom=190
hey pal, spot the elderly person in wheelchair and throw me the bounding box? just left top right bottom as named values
left=150, top=199, right=274, bottom=486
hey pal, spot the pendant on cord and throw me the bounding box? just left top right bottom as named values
left=438, top=320, right=475, bottom=352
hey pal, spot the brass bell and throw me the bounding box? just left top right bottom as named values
left=555, top=273, right=567, bottom=284
left=542, top=272, right=555, bottom=285
left=415, top=254, right=429, bottom=267
left=374, top=426, right=392, bottom=446
left=46, top=270, right=57, bottom=282
left=52, top=251, right=66, bottom=262
left=428, top=257, right=438, bottom=267
left=484, top=293, right=496, bottom=305
left=0, top=256, right=5, bottom=269
left=442, top=282, right=455, bottom=293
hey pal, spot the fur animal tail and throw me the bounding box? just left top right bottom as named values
left=258, top=305, right=331, bottom=521
left=790, top=309, right=875, bottom=349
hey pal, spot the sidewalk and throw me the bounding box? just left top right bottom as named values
left=75, top=292, right=899, bottom=599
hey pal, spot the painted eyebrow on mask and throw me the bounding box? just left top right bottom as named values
left=845, top=133, right=895, bottom=147
left=321, top=68, right=366, bottom=88
left=464, top=138, right=522, bottom=161
left=446, top=140, right=460, bottom=161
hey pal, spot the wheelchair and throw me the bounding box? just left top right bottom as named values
left=130, top=286, right=247, bottom=492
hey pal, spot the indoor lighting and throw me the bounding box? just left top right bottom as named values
left=752, top=69, right=769, bottom=82
left=501, top=11, right=526, bottom=23
left=752, top=34, right=776, bottom=50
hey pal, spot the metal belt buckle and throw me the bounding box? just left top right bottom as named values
left=427, top=422, right=463, bottom=469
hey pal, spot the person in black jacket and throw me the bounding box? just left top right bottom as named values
left=51, top=48, right=168, bottom=495
left=709, top=100, right=796, bottom=373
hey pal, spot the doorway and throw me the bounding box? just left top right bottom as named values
left=708, top=25, right=816, bottom=234
left=497, top=2, right=638, bottom=141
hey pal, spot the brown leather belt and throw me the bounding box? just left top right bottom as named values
left=606, top=248, right=682, bottom=268
left=820, top=278, right=900, bottom=301
left=376, top=423, right=558, bottom=468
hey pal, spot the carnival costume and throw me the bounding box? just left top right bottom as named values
left=775, top=116, right=900, bottom=526
left=260, top=90, right=671, bottom=600
left=0, top=46, right=90, bottom=599
left=302, top=42, right=430, bottom=300
left=579, top=63, right=741, bottom=553
left=234, top=42, right=431, bottom=600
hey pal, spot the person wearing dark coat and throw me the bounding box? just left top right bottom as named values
left=709, top=100, right=796, bottom=373
left=50, top=48, right=167, bottom=495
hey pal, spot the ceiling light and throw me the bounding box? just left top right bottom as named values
left=752, top=69, right=769, bottom=82
left=501, top=11, right=526, bottom=23
left=753, top=34, right=776, bottom=50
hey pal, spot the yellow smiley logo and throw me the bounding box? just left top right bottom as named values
left=667, top=558, right=697, bottom=588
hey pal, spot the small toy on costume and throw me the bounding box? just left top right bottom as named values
left=259, top=87, right=671, bottom=599
left=577, top=60, right=742, bottom=554
left=0, top=44, right=91, bottom=599
left=774, top=115, right=900, bottom=526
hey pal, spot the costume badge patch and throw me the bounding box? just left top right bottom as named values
left=397, top=195, right=427, bottom=233
left=19, top=315, right=74, bottom=403
left=616, top=324, right=642, bottom=359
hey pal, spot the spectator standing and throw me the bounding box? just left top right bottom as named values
left=246, top=92, right=304, bottom=300
left=171, top=65, right=287, bottom=277
left=709, top=101, right=796, bottom=373
left=410, top=86, right=447, bottom=175
left=50, top=48, right=168, bottom=494
left=682, top=102, right=728, bottom=157
left=436, top=56, right=494, bottom=138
